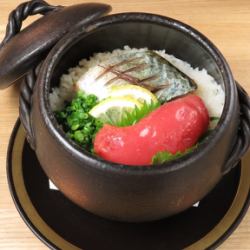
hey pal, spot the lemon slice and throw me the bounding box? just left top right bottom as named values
left=89, top=96, right=142, bottom=124
left=108, top=84, right=158, bottom=104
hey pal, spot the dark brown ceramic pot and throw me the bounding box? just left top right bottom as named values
left=1, top=1, right=250, bottom=222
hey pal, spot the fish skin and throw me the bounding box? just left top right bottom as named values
left=77, top=49, right=197, bottom=102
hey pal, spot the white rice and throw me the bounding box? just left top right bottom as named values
left=49, top=46, right=225, bottom=119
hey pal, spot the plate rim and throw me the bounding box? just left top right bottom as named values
left=7, top=120, right=61, bottom=250
left=6, top=119, right=250, bottom=250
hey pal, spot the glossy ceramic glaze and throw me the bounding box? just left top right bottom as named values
left=7, top=121, right=250, bottom=249
left=1, top=0, right=249, bottom=222
left=28, top=13, right=241, bottom=221
left=0, top=2, right=111, bottom=89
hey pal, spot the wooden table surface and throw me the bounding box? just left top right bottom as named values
left=1, top=0, right=250, bottom=249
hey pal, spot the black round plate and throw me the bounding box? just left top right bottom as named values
left=7, top=120, right=250, bottom=250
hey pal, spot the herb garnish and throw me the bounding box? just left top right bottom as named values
left=55, top=91, right=103, bottom=151
left=105, top=101, right=160, bottom=127
left=151, top=146, right=197, bottom=164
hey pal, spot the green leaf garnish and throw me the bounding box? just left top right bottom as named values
left=209, top=116, right=220, bottom=129
left=106, top=100, right=160, bottom=127
left=210, top=116, right=219, bottom=121
left=151, top=146, right=197, bottom=164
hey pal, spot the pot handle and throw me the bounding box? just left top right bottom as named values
left=1, top=0, right=60, bottom=150
left=2, top=1, right=111, bottom=149
left=0, top=0, right=60, bottom=49
left=222, top=82, right=250, bottom=174
left=19, top=67, right=40, bottom=150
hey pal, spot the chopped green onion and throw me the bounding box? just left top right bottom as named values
left=55, top=91, right=103, bottom=151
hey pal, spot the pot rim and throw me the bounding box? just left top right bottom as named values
left=37, top=12, right=236, bottom=175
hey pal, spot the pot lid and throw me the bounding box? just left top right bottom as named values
left=0, top=1, right=111, bottom=89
